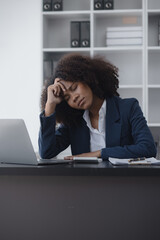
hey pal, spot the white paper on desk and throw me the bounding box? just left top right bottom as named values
left=108, top=157, right=160, bottom=166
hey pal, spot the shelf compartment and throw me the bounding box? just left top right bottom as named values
left=148, top=51, right=160, bottom=85
left=43, top=51, right=90, bottom=81
left=148, top=88, right=160, bottom=124
left=148, top=13, right=160, bottom=47
left=118, top=87, right=143, bottom=109
left=43, top=13, right=90, bottom=48
left=148, top=0, right=160, bottom=10
left=94, top=14, right=142, bottom=48
left=149, top=126, right=160, bottom=159
left=93, top=51, right=143, bottom=85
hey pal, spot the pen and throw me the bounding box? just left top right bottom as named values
left=128, top=157, right=146, bottom=163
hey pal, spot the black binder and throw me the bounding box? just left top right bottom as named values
left=43, top=0, right=52, bottom=11
left=80, top=21, right=90, bottom=48
left=104, top=0, right=114, bottom=10
left=52, top=0, right=63, bottom=11
left=94, top=0, right=103, bottom=10
left=71, top=21, right=80, bottom=48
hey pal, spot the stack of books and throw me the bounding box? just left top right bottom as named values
left=106, top=26, right=143, bottom=47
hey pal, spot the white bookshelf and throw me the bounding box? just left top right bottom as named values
left=145, top=0, right=160, bottom=151
left=42, top=0, right=160, bottom=154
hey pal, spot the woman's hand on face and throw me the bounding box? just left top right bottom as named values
left=45, top=78, right=66, bottom=116
left=47, top=78, right=66, bottom=105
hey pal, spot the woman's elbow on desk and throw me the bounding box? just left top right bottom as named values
left=38, top=143, right=58, bottom=159
left=147, top=144, right=157, bottom=158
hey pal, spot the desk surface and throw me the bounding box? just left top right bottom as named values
left=0, top=160, right=160, bottom=176
left=1, top=161, right=160, bottom=240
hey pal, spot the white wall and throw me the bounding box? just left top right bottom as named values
left=0, top=0, right=42, bottom=151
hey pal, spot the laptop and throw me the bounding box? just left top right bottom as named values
left=0, top=119, right=72, bottom=165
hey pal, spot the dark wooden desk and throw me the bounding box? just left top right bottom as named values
left=0, top=161, right=160, bottom=240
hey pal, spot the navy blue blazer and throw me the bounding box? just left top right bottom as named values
left=39, top=96, right=157, bottom=159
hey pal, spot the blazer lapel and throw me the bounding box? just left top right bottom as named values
left=105, top=97, right=121, bottom=147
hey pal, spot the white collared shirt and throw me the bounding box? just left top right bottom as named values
left=83, top=100, right=106, bottom=152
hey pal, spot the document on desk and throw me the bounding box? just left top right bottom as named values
left=109, top=157, right=160, bottom=166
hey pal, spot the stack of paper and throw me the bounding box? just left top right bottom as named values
left=109, top=157, right=160, bottom=166
left=106, top=26, right=143, bottom=46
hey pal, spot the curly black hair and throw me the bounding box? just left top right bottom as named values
left=41, top=53, right=119, bottom=126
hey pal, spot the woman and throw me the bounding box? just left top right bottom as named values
left=39, top=53, right=156, bottom=160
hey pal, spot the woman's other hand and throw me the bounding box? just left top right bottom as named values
left=64, top=150, right=101, bottom=160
